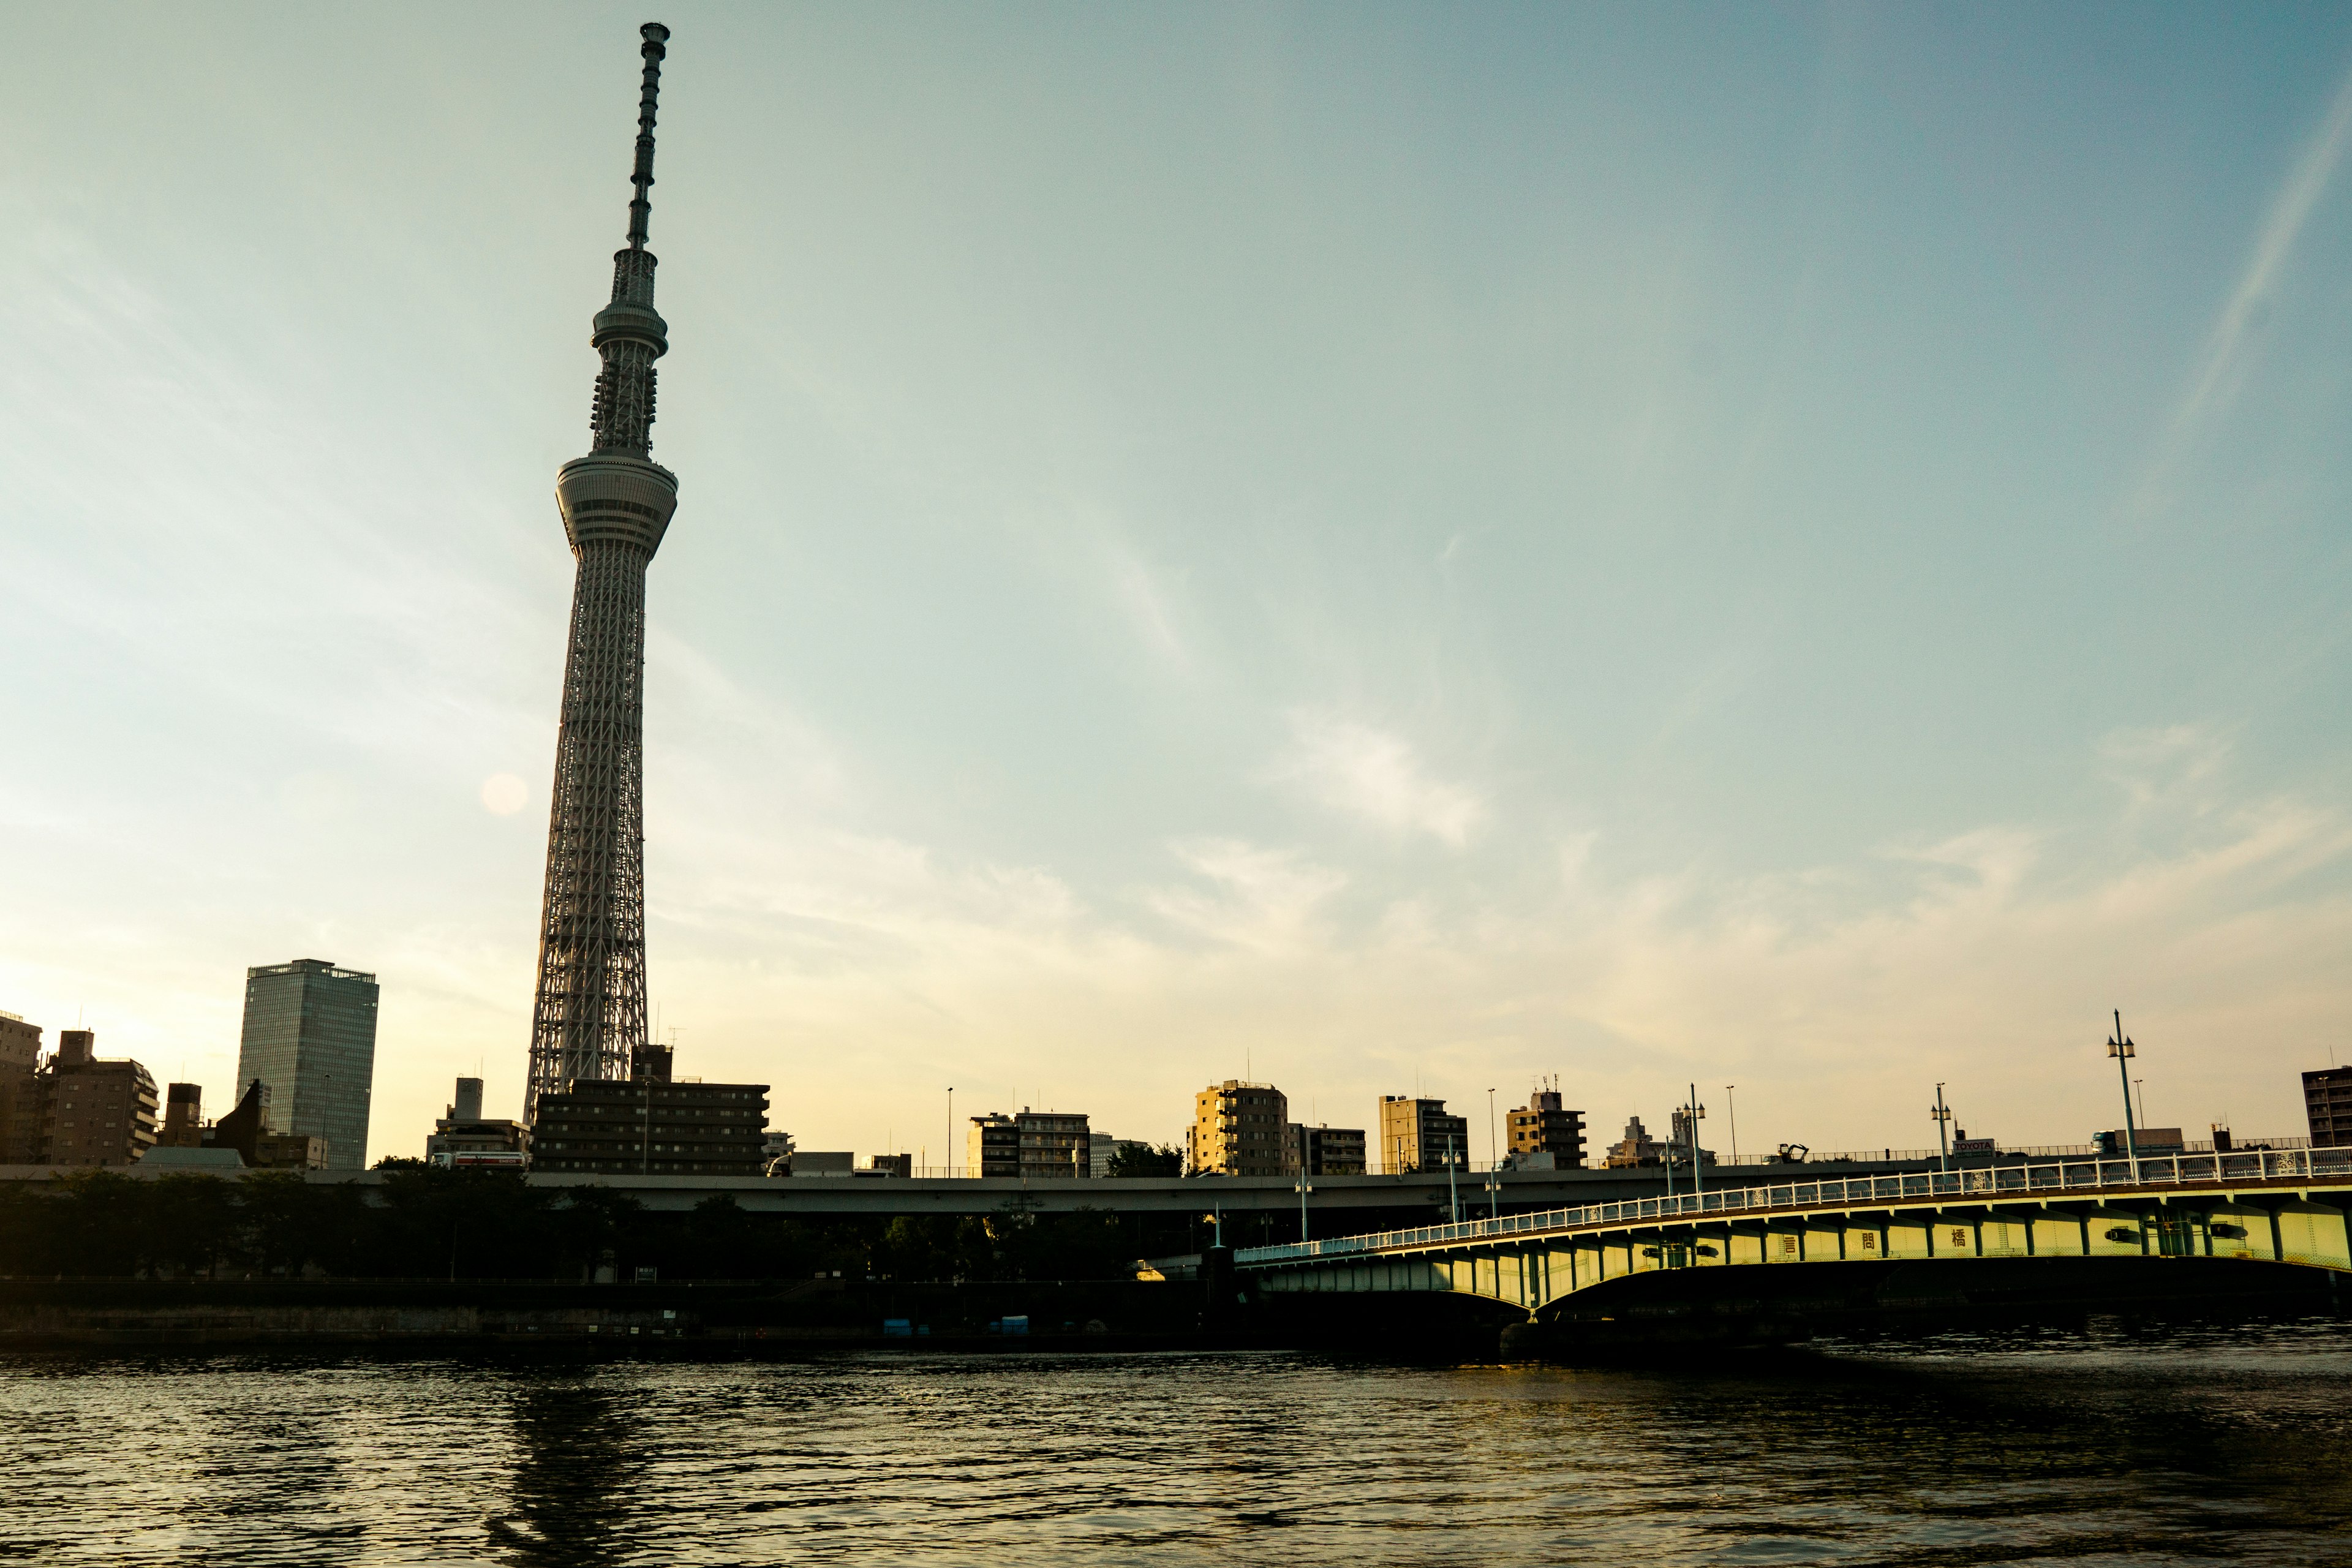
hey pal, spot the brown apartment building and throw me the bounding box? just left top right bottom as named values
left=1507, top=1079, right=1588, bottom=1168
left=1193, top=1081, right=1292, bottom=1176
left=1289, top=1123, right=1366, bottom=1175
left=0, top=1011, right=39, bottom=1163
left=1378, top=1095, right=1469, bottom=1174
left=531, top=1045, right=769, bottom=1177
left=968, top=1108, right=1093, bottom=1178
left=2306, top=1066, right=2352, bottom=1148
left=27, top=1030, right=159, bottom=1167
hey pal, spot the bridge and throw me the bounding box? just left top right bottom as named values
left=1232, top=1147, right=2352, bottom=1332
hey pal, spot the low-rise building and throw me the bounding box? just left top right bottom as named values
left=1291, top=1123, right=1366, bottom=1175
left=1089, top=1131, right=1147, bottom=1177
left=1668, top=1105, right=1716, bottom=1167
left=530, top=1044, right=769, bottom=1176
left=157, top=1082, right=206, bottom=1148
left=1507, top=1080, right=1586, bottom=1169
left=425, top=1076, right=527, bottom=1167
left=1602, top=1114, right=1664, bottom=1169
left=1193, top=1081, right=1292, bottom=1176
left=1377, top=1095, right=1468, bottom=1174
left=2305, top=1067, right=2352, bottom=1148
left=205, top=1079, right=326, bottom=1169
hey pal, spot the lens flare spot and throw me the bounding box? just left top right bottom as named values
left=481, top=774, right=529, bottom=816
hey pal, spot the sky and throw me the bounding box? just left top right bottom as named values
left=4, top=2, right=2350, bottom=1168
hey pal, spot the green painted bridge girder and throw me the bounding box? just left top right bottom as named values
left=1241, top=1177, right=2352, bottom=1315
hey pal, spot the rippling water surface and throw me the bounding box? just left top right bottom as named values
left=6, top=1317, right=2352, bottom=1566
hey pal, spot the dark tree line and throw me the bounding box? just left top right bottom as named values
left=0, top=1166, right=1145, bottom=1283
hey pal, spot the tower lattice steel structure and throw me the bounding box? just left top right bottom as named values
left=527, top=22, right=679, bottom=1120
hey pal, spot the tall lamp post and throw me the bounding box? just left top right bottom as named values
left=947, top=1087, right=954, bottom=1178
left=1447, top=1134, right=1462, bottom=1224
left=1487, top=1087, right=1501, bottom=1218
left=2108, top=1010, right=2140, bottom=1177
left=1726, top=1084, right=1738, bottom=1167
left=1930, top=1083, right=1952, bottom=1175
left=1684, top=1084, right=1706, bottom=1194
left=1295, top=1174, right=1313, bottom=1244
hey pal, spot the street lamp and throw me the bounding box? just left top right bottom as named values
left=1930, top=1083, right=1952, bottom=1175
left=946, top=1086, right=953, bottom=1178
left=1447, top=1133, right=1461, bottom=1224
left=1683, top=1084, right=1706, bottom=1195
left=1295, top=1174, right=1313, bottom=1243
left=2108, top=1010, right=2140, bottom=1177
left=1487, top=1087, right=1501, bottom=1218
left=1725, top=1084, right=1738, bottom=1167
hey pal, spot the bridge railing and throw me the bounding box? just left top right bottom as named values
left=1234, top=1145, right=2352, bottom=1265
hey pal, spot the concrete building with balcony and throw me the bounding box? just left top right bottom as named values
left=2306, top=1066, right=2352, bottom=1148
left=968, top=1113, right=1019, bottom=1177
left=1193, top=1081, right=1292, bottom=1176
left=235, top=959, right=379, bottom=1170
left=1507, top=1080, right=1587, bottom=1169
left=1378, top=1095, right=1468, bottom=1174
left=530, top=1044, right=768, bottom=1176
left=0, top=1011, right=39, bottom=1163
left=1291, top=1122, right=1366, bottom=1175
left=31, top=1030, right=159, bottom=1167
left=968, top=1108, right=1091, bottom=1178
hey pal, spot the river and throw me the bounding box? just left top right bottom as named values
left=5, top=1316, right=2350, bottom=1565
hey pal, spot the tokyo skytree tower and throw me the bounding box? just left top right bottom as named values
left=526, top=22, right=679, bottom=1118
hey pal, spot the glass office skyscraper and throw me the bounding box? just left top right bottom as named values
left=235, top=959, right=379, bottom=1170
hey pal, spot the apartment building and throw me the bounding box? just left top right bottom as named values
left=1377, top=1095, right=1468, bottom=1174
left=1192, top=1081, right=1292, bottom=1176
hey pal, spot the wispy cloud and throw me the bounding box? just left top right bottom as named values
left=2135, top=59, right=2352, bottom=511
left=1271, top=714, right=1485, bottom=846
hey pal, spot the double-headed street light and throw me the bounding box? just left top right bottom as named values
left=1682, top=1084, right=1706, bottom=1194
left=2109, top=1010, right=2141, bottom=1177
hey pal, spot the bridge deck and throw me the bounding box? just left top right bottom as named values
left=1234, top=1149, right=2352, bottom=1309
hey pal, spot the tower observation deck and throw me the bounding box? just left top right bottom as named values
left=527, top=23, right=679, bottom=1120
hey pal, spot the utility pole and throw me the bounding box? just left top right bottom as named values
left=1447, top=1134, right=1461, bottom=1224
left=1930, top=1083, right=1952, bottom=1175
left=947, top=1087, right=953, bottom=1177
left=1295, top=1174, right=1313, bottom=1243
left=1726, top=1084, right=1738, bottom=1166
left=2109, top=1010, right=2140, bottom=1177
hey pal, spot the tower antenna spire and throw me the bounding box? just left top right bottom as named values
left=627, top=23, right=669, bottom=250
